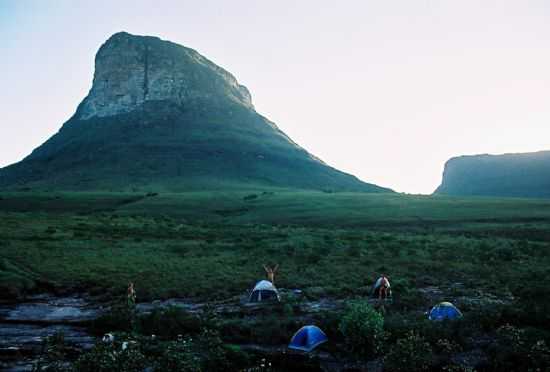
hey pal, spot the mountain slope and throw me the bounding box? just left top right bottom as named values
left=0, top=32, right=391, bottom=193
left=434, top=151, right=550, bottom=198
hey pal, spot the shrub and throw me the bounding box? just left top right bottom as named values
left=347, top=245, right=362, bottom=257
left=0, top=259, right=37, bottom=299
left=223, top=345, right=253, bottom=371
left=154, top=340, right=202, bottom=372
left=441, top=365, right=475, bottom=372
left=75, top=343, right=147, bottom=372
left=138, top=306, right=202, bottom=339
left=244, top=358, right=275, bottom=371
left=196, top=329, right=228, bottom=371
left=384, top=331, right=433, bottom=372
left=32, top=332, right=72, bottom=372
left=434, top=338, right=461, bottom=357
left=339, top=299, right=384, bottom=358
left=488, top=324, right=529, bottom=370
left=114, top=347, right=148, bottom=372
left=154, top=330, right=229, bottom=372
left=496, top=324, right=525, bottom=353
left=73, top=345, right=116, bottom=372
left=528, top=340, right=550, bottom=371
left=91, top=302, right=135, bottom=334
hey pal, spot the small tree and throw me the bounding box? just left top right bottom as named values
left=339, top=299, right=384, bottom=358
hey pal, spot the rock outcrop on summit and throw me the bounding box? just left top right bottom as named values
left=0, top=32, right=391, bottom=192
left=78, top=33, right=253, bottom=120
left=434, top=151, right=550, bottom=198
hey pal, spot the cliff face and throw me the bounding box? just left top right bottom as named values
left=78, top=32, right=252, bottom=120
left=435, top=151, right=550, bottom=198
left=0, top=32, right=391, bottom=193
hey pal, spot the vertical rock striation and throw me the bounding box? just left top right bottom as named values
left=78, top=32, right=253, bottom=120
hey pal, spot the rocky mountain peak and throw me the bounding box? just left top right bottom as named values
left=78, top=31, right=253, bottom=120
left=0, top=32, right=391, bottom=194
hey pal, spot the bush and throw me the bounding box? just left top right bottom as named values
left=339, top=299, right=384, bottom=358
left=91, top=302, right=135, bottom=334
left=32, top=332, right=72, bottom=372
left=528, top=340, right=550, bottom=371
left=384, top=331, right=433, bottom=372
left=0, top=259, right=37, bottom=299
left=75, top=343, right=147, bottom=372
left=441, top=365, right=475, bottom=372
left=496, top=324, right=525, bottom=351
left=154, top=340, right=202, bottom=372
left=114, top=347, right=148, bottom=372
left=347, top=245, right=362, bottom=258
left=488, top=324, right=529, bottom=370
left=138, top=306, right=202, bottom=339
left=223, top=345, right=253, bottom=371
left=434, top=338, right=461, bottom=357
left=154, top=330, right=230, bottom=372
left=196, top=329, right=229, bottom=371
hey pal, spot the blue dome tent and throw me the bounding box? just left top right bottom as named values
left=429, top=302, right=463, bottom=321
left=288, top=325, right=328, bottom=352
left=249, top=280, right=280, bottom=303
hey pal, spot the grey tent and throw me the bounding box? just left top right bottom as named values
left=249, top=280, right=280, bottom=303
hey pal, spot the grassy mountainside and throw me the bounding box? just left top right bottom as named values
left=0, top=101, right=387, bottom=193
left=0, top=32, right=390, bottom=193
left=435, top=150, right=550, bottom=198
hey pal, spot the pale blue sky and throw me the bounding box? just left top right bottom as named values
left=1, top=0, right=550, bottom=193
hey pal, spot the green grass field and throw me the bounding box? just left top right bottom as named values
left=2, top=190, right=550, bottom=370
left=2, top=190, right=550, bottom=299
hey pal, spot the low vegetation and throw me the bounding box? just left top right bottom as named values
left=1, top=190, right=550, bottom=370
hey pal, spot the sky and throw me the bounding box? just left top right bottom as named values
left=1, top=0, right=550, bottom=194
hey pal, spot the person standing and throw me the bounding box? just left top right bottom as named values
left=127, top=282, right=136, bottom=308
left=378, top=275, right=391, bottom=300
left=263, top=264, right=279, bottom=284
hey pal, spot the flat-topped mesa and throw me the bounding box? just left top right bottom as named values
left=434, top=150, right=550, bottom=198
left=78, top=32, right=253, bottom=120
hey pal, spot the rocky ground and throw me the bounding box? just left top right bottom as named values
left=0, top=289, right=348, bottom=371
left=0, top=294, right=103, bottom=371
left=0, top=284, right=508, bottom=371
